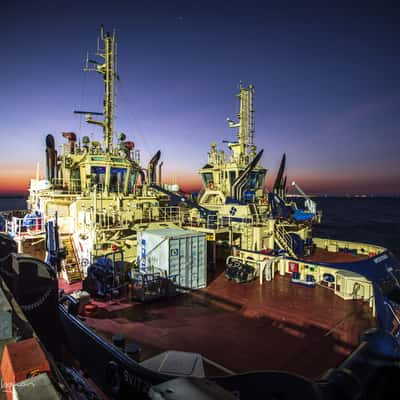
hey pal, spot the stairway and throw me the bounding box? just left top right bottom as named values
left=275, top=224, right=297, bottom=258
left=61, top=236, right=82, bottom=283
left=242, top=226, right=254, bottom=251
left=249, top=204, right=260, bottom=224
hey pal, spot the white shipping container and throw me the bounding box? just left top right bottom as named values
left=137, top=228, right=207, bottom=289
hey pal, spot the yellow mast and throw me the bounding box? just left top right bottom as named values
left=84, top=25, right=116, bottom=153
left=227, top=83, right=255, bottom=165
left=237, top=83, right=254, bottom=147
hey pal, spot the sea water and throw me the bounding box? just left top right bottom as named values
left=312, top=197, right=400, bottom=257
left=0, top=197, right=27, bottom=212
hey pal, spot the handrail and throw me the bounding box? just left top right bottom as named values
left=50, top=178, right=82, bottom=194
left=7, top=215, right=46, bottom=239
left=4, top=213, right=70, bottom=240
left=275, top=224, right=296, bottom=258
left=276, top=224, right=292, bottom=247
left=69, top=235, right=83, bottom=280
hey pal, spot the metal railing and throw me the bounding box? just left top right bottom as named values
left=181, top=212, right=265, bottom=231
left=2, top=203, right=274, bottom=243
left=7, top=215, right=45, bottom=239
left=94, top=209, right=130, bottom=231
left=275, top=224, right=296, bottom=258
left=3, top=212, right=75, bottom=240
left=158, top=207, right=181, bottom=223
left=50, top=178, right=82, bottom=194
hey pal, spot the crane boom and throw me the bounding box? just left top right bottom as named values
left=291, top=181, right=317, bottom=214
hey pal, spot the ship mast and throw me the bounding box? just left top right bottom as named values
left=83, top=25, right=117, bottom=153
left=227, top=83, right=255, bottom=164
left=237, top=83, right=254, bottom=147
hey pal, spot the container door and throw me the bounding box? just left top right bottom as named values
left=179, top=237, right=187, bottom=287
left=190, top=235, right=206, bottom=289
left=139, top=237, right=147, bottom=273
left=201, top=236, right=207, bottom=287
left=169, top=238, right=180, bottom=284
left=191, top=235, right=198, bottom=289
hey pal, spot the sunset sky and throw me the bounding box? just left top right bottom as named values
left=2, top=1, right=399, bottom=195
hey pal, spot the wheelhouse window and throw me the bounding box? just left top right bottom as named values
left=229, top=171, right=236, bottom=186
left=244, top=171, right=266, bottom=191
left=128, top=170, right=138, bottom=193
left=201, top=172, right=214, bottom=188
left=91, top=166, right=106, bottom=190
left=110, top=168, right=127, bottom=193
left=257, top=171, right=266, bottom=189
left=70, top=168, right=81, bottom=192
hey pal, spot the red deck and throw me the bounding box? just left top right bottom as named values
left=304, top=248, right=369, bottom=263
left=60, top=265, right=375, bottom=380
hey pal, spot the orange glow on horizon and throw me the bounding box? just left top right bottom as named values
left=0, top=166, right=398, bottom=196
left=0, top=163, right=38, bottom=195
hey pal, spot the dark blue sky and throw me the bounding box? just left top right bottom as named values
left=2, top=1, right=399, bottom=194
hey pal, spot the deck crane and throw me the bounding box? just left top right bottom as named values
left=291, top=181, right=317, bottom=214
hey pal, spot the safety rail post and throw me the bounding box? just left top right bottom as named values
left=50, top=177, right=83, bottom=194
left=159, top=207, right=166, bottom=222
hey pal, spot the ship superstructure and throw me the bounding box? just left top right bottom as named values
left=196, top=84, right=315, bottom=264
left=198, top=84, right=267, bottom=214
left=22, top=27, right=172, bottom=280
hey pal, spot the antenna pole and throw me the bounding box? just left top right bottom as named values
left=227, top=84, right=255, bottom=162
left=238, top=84, right=254, bottom=147
left=84, top=26, right=116, bottom=153
left=103, top=30, right=115, bottom=152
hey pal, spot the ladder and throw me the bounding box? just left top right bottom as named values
left=61, top=236, right=82, bottom=283
left=275, top=224, right=297, bottom=258
left=242, top=225, right=254, bottom=251
left=249, top=204, right=260, bottom=224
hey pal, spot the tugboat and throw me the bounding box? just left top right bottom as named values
left=1, top=27, right=400, bottom=400
left=11, top=26, right=175, bottom=283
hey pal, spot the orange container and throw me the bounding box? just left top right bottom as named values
left=0, top=337, right=51, bottom=400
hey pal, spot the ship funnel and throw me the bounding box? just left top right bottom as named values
left=158, top=161, right=164, bottom=186
left=139, top=169, right=146, bottom=186
left=123, top=141, right=134, bottom=159
left=45, top=134, right=57, bottom=183
left=231, top=150, right=263, bottom=201
left=273, top=153, right=286, bottom=198
left=62, top=132, right=77, bottom=154
left=148, top=150, right=161, bottom=185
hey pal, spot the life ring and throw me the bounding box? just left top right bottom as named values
left=106, top=361, right=121, bottom=396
